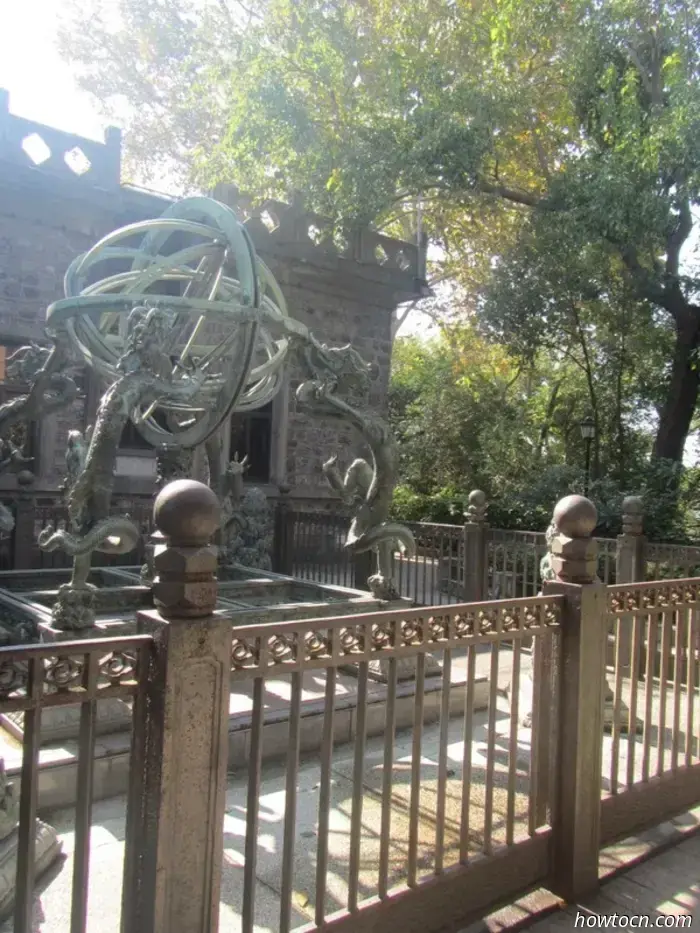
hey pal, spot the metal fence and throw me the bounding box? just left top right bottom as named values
left=645, top=543, right=700, bottom=582
left=0, top=579, right=698, bottom=931
left=601, top=578, right=700, bottom=843
left=0, top=634, right=152, bottom=933
left=228, top=595, right=562, bottom=932
left=278, top=511, right=622, bottom=603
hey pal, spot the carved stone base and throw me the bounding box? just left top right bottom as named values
left=341, top=654, right=443, bottom=683
left=1, top=697, right=132, bottom=745
left=0, top=821, right=63, bottom=920
left=367, top=573, right=402, bottom=602
left=51, top=583, right=97, bottom=631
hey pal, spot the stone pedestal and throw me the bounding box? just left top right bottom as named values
left=1, top=697, right=132, bottom=745
left=0, top=822, right=63, bottom=921
left=38, top=617, right=137, bottom=643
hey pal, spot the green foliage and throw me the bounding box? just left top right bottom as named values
left=389, top=326, right=700, bottom=543
left=59, top=0, right=700, bottom=461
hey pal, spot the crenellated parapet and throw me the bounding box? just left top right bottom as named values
left=212, top=182, right=422, bottom=281
left=0, top=88, right=121, bottom=190
left=0, top=89, right=424, bottom=291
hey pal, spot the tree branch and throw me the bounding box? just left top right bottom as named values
left=475, top=178, right=543, bottom=208
left=618, top=244, right=677, bottom=312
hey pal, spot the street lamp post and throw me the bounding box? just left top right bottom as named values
left=579, top=415, right=596, bottom=498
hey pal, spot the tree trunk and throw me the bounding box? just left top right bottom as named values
left=653, top=309, right=700, bottom=462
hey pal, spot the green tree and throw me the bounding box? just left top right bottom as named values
left=60, top=0, right=700, bottom=459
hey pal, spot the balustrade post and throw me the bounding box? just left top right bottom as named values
left=616, top=496, right=645, bottom=584
left=615, top=496, right=646, bottom=674
left=543, top=495, right=606, bottom=901
left=462, top=490, right=488, bottom=602
left=122, top=479, right=231, bottom=933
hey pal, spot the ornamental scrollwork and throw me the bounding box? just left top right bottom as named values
left=231, top=637, right=260, bottom=671
left=609, top=582, right=700, bottom=614
left=229, top=597, right=563, bottom=674
left=0, top=661, right=27, bottom=698
left=453, top=614, right=474, bottom=639
left=371, top=623, right=394, bottom=651
left=45, top=655, right=83, bottom=690
left=339, top=627, right=365, bottom=656
left=427, top=616, right=449, bottom=642
left=401, top=618, right=424, bottom=646
left=305, top=631, right=331, bottom=660
left=98, top=651, right=138, bottom=686
left=268, top=634, right=296, bottom=664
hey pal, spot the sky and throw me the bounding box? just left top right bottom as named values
left=0, top=2, right=110, bottom=143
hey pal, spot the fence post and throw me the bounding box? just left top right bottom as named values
left=616, top=496, right=645, bottom=584
left=272, top=484, right=294, bottom=575
left=12, top=472, right=36, bottom=569
left=462, top=490, right=488, bottom=601
left=122, top=479, right=231, bottom=933
left=614, top=496, right=645, bottom=674
left=543, top=495, right=606, bottom=902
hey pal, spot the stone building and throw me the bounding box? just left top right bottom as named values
left=0, top=89, right=424, bottom=509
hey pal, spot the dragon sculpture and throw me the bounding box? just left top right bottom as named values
left=39, top=305, right=207, bottom=629
left=0, top=339, right=77, bottom=536
left=294, top=333, right=414, bottom=600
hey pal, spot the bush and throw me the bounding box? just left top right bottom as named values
left=390, top=459, right=700, bottom=544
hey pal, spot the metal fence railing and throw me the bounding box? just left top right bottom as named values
left=228, top=595, right=563, bottom=932
left=601, top=578, right=700, bottom=843
left=0, top=634, right=152, bottom=932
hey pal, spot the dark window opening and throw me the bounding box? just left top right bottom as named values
left=119, top=409, right=170, bottom=451
left=229, top=402, right=273, bottom=483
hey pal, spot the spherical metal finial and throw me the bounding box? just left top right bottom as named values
left=469, top=489, right=487, bottom=508
left=16, top=470, right=34, bottom=488
left=154, top=479, right=221, bottom=546
left=552, top=494, right=597, bottom=538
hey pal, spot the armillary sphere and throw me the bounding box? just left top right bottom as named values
left=45, top=196, right=292, bottom=449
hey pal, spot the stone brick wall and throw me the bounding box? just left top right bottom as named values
left=0, top=102, right=422, bottom=505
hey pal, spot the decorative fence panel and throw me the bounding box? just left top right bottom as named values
left=487, top=530, right=547, bottom=599
left=286, top=509, right=355, bottom=588
left=228, top=595, right=563, bottom=933
left=391, top=521, right=465, bottom=605
left=601, top=579, right=700, bottom=844
left=0, top=634, right=152, bottom=932
left=644, top=544, right=700, bottom=583
left=275, top=510, right=622, bottom=605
